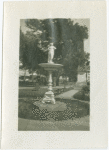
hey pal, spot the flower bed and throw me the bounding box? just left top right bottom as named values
left=18, top=98, right=89, bottom=121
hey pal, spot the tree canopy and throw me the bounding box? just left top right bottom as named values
left=20, top=19, right=89, bottom=81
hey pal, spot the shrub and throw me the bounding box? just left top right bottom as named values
left=87, top=81, right=90, bottom=86
left=82, top=85, right=90, bottom=93
left=73, top=90, right=90, bottom=101
left=73, top=91, right=85, bottom=100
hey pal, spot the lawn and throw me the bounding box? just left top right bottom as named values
left=19, top=86, right=74, bottom=98
left=19, top=88, right=47, bottom=98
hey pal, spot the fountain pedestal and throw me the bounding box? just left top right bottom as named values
left=39, top=63, right=63, bottom=104
left=42, top=70, right=55, bottom=104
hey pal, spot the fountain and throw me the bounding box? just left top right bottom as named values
left=39, top=43, right=63, bottom=104
left=19, top=44, right=89, bottom=122
left=33, top=43, right=66, bottom=112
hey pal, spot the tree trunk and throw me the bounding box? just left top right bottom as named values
left=86, top=72, right=87, bottom=83
left=24, top=69, right=26, bottom=82
left=53, top=77, right=56, bottom=87
left=56, top=77, right=59, bottom=86
left=32, top=69, right=34, bottom=83
left=69, top=77, right=72, bottom=82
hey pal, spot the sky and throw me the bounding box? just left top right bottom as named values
left=20, top=19, right=90, bottom=53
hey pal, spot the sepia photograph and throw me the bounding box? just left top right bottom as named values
left=2, top=1, right=107, bottom=149
left=18, top=18, right=90, bottom=131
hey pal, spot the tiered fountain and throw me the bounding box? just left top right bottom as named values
left=39, top=43, right=63, bottom=104
left=20, top=43, right=89, bottom=122
left=34, top=43, right=66, bottom=111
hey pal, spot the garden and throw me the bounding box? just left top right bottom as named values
left=18, top=86, right=89, bottom=122
left=18, top=18, right=90, bottom=130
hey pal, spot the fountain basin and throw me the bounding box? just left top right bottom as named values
left=39, top=63, right=63, bottom=71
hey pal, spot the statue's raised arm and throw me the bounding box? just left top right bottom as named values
left=48, top=43, right=56, bottom=63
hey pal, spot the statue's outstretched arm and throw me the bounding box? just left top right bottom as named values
left=41, top=48, right=48, bottom=52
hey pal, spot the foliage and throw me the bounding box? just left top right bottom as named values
left=20, top=19, right=89, bottom=81
left=73, top=84, right=90, bottom=101
left=81, top=85, right=90, bottom=93
left=20, top=29, right=28, bottom=69
left=73, top=91, right=90, bottom=101
left=20, top=28, right=48, bottom=76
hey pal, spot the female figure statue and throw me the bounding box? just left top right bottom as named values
left=48, top=43, right=56, bottom=63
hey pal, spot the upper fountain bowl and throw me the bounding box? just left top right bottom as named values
left=39, top=63, right=63, bottom=71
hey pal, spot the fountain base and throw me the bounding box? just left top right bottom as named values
left=42, top=91, right=55, bottom=104
left=33, top=101, right=67, bottom=112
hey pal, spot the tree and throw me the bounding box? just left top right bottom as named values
left=21, top=19, right=89, bottom=83
left=20, top=28, right=48, bottom=82
left=19, top=28, right=29, bottom=81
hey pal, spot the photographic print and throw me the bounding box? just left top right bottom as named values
left=18, top=18, right=90, bottom=131
left=2, top=1, right=107, bottom=149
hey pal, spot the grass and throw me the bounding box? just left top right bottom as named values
left=19, top=88, right=47, bottom=98
left=19, top=86, right=74, bottom=98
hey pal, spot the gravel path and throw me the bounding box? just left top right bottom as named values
left=55, top=89, right=79, bottom=99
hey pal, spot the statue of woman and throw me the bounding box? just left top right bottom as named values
left=48, top=43, right=56, bottom=63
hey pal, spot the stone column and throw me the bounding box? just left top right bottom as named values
left=42, top=70, right=55, bottom=104
left=48, top=71, right=52, bottom=91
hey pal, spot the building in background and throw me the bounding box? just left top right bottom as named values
left=77, top=64, right=90, bottom=83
